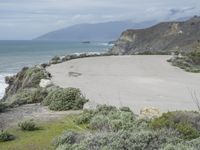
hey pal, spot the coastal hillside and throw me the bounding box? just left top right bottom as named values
left=110, top=16, right=200, bottom=55
left=35, top=20, right=156, bottom=42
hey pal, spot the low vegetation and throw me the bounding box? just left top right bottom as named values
left=21, top=67, right=49, bottom=88
left=18, top=119, right=39, bottom=131
left=51, top=56, right=61, bottom=64
left=0, top=103, right=7, bottom=112
left=1, top=105, right=200, bottom=149
left=0, top=115, right=86, bottom=150
left=54, top=105, right=200, bottom=150
left=2, top=66, right=49, bottom=105
left=3, top=76, right=88, bottom=111
left=0, top=131, right=15, bottom=142
left=137, top=51, right=170, bottom=55
left=188, top=51, right=200, bottom=65
left=168, top=51, right=200, bottom=73
left=43, top=87, right=88, bottom=111
left=150, top=111, right=200, bottom=140
left=7, top=88, right=48, bottom=107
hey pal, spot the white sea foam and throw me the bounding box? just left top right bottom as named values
left=95, top=42, right=114, bottom=47
left=0, top=73, right=14, bottom=99
left=95, top=42, right=110, bottom=46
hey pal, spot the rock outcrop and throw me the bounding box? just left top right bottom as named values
left=39, top=79, right=53, bottom=88
left=2, top=66, right=50, bottom=102
left=140, top=107, right=161, bottom=119
left=110, top=16, right=200, bottom=55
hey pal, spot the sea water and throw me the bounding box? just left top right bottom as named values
left=0, top=40, right=111, bottom=98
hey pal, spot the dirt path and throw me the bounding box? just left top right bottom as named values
left=0, top=103, right=81, bottom=129
left=47, top=55, right=200, bottom=113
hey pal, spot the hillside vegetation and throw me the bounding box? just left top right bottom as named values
left=53, top=105, right=200, bottom=150
left=168, top=51, right=200, bottom=72
left=1, top=105, right=200, bottom=150
left=110, top=16, right=200, bottom=55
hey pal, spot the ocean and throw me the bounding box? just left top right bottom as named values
left=0, top=40, right=111, bottom=98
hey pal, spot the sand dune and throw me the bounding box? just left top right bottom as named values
left=47, top=55, right=200, bottom=113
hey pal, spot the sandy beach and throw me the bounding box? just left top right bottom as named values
left=47, top=55, right=200, bottom=113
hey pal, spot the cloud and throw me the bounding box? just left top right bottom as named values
left=0, top=0, right=200, bottom=39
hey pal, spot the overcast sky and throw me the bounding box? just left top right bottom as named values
left=0, top=0, right=200, bottom=40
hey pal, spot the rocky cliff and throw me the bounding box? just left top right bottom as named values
left=110, top=16, right=200, bottom=55
left=1, top=66, right=50, bottom=105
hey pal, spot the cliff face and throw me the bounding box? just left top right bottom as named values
left=110, top=16, right=200, bottom=55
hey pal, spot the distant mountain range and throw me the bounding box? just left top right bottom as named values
left=110, top=16, right=200, bottom=55
left=35, top=20, right=157, bottom=42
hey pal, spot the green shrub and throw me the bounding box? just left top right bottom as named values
left=187, top=51, right=200, bottom=65
left=168, top=51, right=200, bottom=72
left=43, top=88, right=88, bottom=111
left=55, top=106, right=200, bottom=150
left=53, top=131, right=83, bottom=147
left=8, top=88, right=48, bottom=107
left=119, top=106, right=132, bottom=112
left=89, top=115, right=111, bottom=131
left=0, top=103, right=7, bottom=112
left=137, top=51, right=170, bottom=55
left=76, top=105, right=136, bottom=132
left=0, top=131, right=15, bottom=142
left=161, top=143, right=194, bottom=150
left=150, top=111, right=200, bottom=140
left=95, top=105, right=118, bottom=115
left=76, top=105, right=118, bottom=125
left=54, top=129, right=182, bottom=150
left=150, top=113, right=174, bottom=129
left=51, top=56, right=61, bottom=64
left=52, top=56, right=60, bottom=61
left=76, top=110, right=95, bottom=125
left=18, top=119, right=38, bottom=131
left=188, top=137, right=200, bottom=149
left=24, top=67, right=47, bottom=88
left=176, top=123, right=200, bottom=140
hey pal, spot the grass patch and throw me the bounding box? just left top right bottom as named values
left=0, top=115, right=87, bottom=150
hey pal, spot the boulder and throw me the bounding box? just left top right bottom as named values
left=39, top=79, right=53, bottom=88
left=140, top=106, right=161, bottom=119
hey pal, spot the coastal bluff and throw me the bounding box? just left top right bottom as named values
left=110, top=16, right=200, bottom=55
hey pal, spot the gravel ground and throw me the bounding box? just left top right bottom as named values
left=47, top=55, right=200, bottom=113
left=0, top=103, right=81, bottom=129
